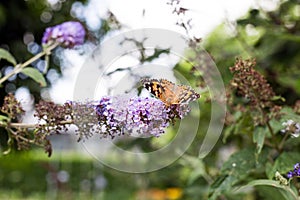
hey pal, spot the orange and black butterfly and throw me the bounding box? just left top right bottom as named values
left=141, top=78, right=200, bottom=106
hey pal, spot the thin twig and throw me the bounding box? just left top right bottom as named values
left=0, top=43, right=59, bottom=85
left=9, top=120, right=73, bottom=129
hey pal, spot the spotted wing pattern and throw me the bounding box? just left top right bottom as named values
left=141, top=78, right=200, bottom=106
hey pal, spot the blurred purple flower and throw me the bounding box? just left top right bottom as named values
left=95, top=95, right=190, bottom=138
left=281, top=119, right=300, bottom=138
left=287, top=162, right=300, bottom=178
left=42, top=21, right=85, bottom=48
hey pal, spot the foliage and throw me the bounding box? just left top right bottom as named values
left=183, top=1, right=300, bottom=199
left=0, top=0, right=300, bottom=199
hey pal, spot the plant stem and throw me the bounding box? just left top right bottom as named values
left=8, top=127, right=36, bottom=144
left=0, top=43, right=59, bottom=85
left=9, top=122, right=37, bottom=128
left=278, top=131, right=289, bottom=151
left=266, top=120, right=275, bottom=136
left=8, top=120, right=73, bottom=129
left=284, top=184, right=300, bottom=200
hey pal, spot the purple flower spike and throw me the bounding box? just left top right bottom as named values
left=287, top=171, right=294, bottom=179
left=286, top=162, right=300, bottom=178
left=281, top=119, right=300, bottom=138
left=126, top=97, right=170, bottom=137
left=42, top=21, right=85, bottom=48
left=94, top=95, right=192, bottom=138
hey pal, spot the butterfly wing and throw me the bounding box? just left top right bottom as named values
left=141, top=78, right=165, bottom=102
left=159, top=79, right=178, bottom=105
left=176, top=84, right=201, bottom=104
left=141, top=78, right=200, bottom=106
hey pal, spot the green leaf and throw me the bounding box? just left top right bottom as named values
left=221, top=147, right=268, bottom=175
left=0, top=115, right=9, bottom=121
left=0, top=48, right=17, bottom=65
left=208, top=148, right=269, bottom=200
left=267, top=152, right=300, bottom=179
left=280, top=107, right=300, bottom=121
left=0, top=115, right=9, bottom=126
left=268, top=106, right=300, bottom=136
left=235, top=112, right=254, bottom=135
left=180, top=155, right=207, bottom=185
left=271, top=95, right=285, bottom=102
left=21, top=67, right=47, bottom=87
left=269, top=118, right=285, bottom=134
left=233, top=179, right=298, bottom=200
left=265, top=162, right=274, bottom=179
left=223, top=111, right=254, bottom=142
left=253, top=127, right=267, bottom=155
left=223, top=111, right=242, bottom=142
left=209, top=174, right=236, bottom=200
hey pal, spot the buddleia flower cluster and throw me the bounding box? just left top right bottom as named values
left=294, top=100, right=300, bottom=114
left=93, top=95, right=190, bottom=138
left=34, top=100, right=73, bottom=156
left=0, top=92, right=193, bottom=156
left=34, top=100, right=72, bottom=135
left=1, top=93, right=25, bottom=120
left=281, top=119, right=300, bottom=138
left=63, top=95, right=192, bottom=140
left=69, top=100, right=100, bottom=141
left=287, top=163, right=300, bottom=178
left=0, top=94, right=27, bottom=152
left=42, top=21, right=86, bottom=48
left=230, top=58, right=276, bottom=109
left=228, top=58, right=281, bottom=125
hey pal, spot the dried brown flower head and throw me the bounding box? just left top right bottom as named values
left=293, top=100, right=300, bottom=114
left=1, top=93, right=25, bottom=120
left=230, top=58, right=275, bottom=109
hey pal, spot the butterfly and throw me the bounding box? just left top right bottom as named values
left=141, top=78, right=200, bottom=106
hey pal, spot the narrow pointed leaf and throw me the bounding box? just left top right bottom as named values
left=0, top=48, right=17, bottom=65
left=234, top=179, right=298, bottom=200
left=21, top=67, right=47, bottom=87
